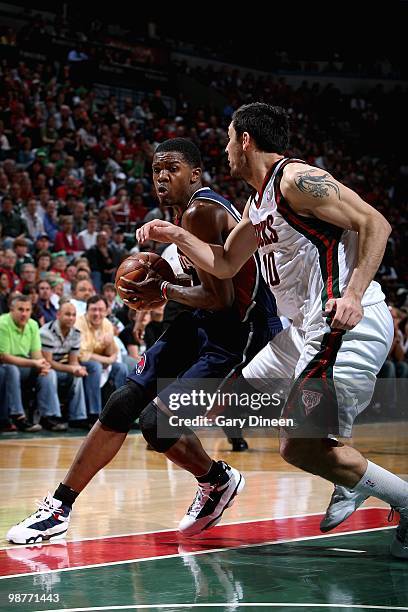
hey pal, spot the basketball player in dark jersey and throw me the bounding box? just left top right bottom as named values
left=7, top=138, right=281, bottom=544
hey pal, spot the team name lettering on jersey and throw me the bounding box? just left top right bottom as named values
left=253, top=214, right=278, bottom=248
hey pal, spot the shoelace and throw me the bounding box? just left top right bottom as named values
left=32, top=496, right=64, bottom=520
left=187, top=483, right=214, bottom=516
left=16, top=495, right=65, bottom=526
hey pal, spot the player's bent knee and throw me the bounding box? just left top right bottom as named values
left=99, top=381, right=146, bottom=432
left=139, top=401, right=189, bottom=453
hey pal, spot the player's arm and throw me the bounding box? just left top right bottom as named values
left=163, top=201, right=235, bottom=310
left=124, top=203, right=236, bottom=310
left=281, top=163, right=392, bottom=329
left=136, top=198, right=257, bottom=279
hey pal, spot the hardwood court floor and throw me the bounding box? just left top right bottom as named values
left=0, top=422, right=407, bottom=611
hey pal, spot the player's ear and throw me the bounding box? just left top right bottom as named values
left=191, top=167, right=202, bottom=184
left=242, top=131, right=251, bottom=151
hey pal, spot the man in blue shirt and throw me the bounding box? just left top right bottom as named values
left=37, top=279, right=57, bottom=323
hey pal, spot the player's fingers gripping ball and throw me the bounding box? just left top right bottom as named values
left=115, top=252, right=175, bottom=311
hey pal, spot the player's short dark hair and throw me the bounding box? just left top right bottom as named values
left=232, top=103, right=290, bottom=154
left=155, top=138, right=202, bottom=168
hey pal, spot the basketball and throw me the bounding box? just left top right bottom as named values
left=115, top=252, right=176, bottom=310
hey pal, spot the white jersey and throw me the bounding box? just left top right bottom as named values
left=248, top=158, right=385, bottom=331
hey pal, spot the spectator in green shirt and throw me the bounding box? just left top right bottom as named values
left=0, top=295, right=67, bottom=432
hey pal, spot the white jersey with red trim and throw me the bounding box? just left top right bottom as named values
left=248, top=157, right=385, bottom=330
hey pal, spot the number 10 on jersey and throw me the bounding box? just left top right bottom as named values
left=262, top=252, right=280, bottom=286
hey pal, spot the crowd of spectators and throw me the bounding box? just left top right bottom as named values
left=0, top=14, right=407, bottom=432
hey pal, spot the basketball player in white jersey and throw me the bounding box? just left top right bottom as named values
left=137, top=103, right=408, bottom=558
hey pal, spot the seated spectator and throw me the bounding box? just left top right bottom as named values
left=81, top=164, right=101, bottom=204
left=16, top=263, right=37, bottom=292
left=102, top=282, right=122, bottom=316
left=106, top=188, right=130, bottom=225
left=22, top=283, right=45, bottom=327
left=43, top=200, right=59, bottom=242
left=41, top=117, right=58, bottom=147
left=56, top=176, right=82, bottom=203
left=78, top=216, right=98, bottom=251
left=0, top=295, right=66, bottom=432
left=0, top=196, right=28, bottom=248
left=64, top=263, right=77, bottom=294
left=77, top=295, right=128, bottom=420
left=14, top=238, right=34, bottom=277
left=119, top=309, right=141, bottom=361
left=73, top=201, right=87, bottom=234
left=54, top=216, right=80, bottom=255
left=34, top=234, right=52, bottom=258
left=129, top=193, right=148, bottom=224
left=40, top=299, right=88, bottom=428
left=70, top=278, right=95, bottom=317
left=109, top=228, right=128, bottom=267
left=50, top=251, right=69, bottom=279
left=75, top=268, right=91, bottom=282
left=36, top=279, right=57, bottom=323
left=48, top=275, right=65, bottom=309
left=84, top=231, right=115, bottom=291
left=35, top=250, right=52, bottom=281
left=21, top=197, right=45, bottom=241
left=75, top=257, right=92, bottom=274
left=0, top=249, right=19, bottom=290
left=0, top=271, right=10, bottom=314
left=44, top=163, right=60, bottom=196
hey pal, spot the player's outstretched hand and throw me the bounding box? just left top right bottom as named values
left=324, top=296, right=363, bottom=330
left=136, top=220, right=182, bottom=244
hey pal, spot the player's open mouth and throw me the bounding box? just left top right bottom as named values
left=157, top=186, right=168, bottom=194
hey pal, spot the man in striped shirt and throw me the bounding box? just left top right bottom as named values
left=40, top=299, right=88, bottom=428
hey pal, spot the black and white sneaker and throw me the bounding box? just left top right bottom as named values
left=178, top=461, right=245, bottom=537
left=6, top=493, right=71, bottom=544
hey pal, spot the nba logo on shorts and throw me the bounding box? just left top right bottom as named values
left=135, top=354, right=146, bottom=375
left=302, top=390, right=322, bottom=415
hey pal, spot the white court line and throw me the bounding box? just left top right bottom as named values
left=0, top=524, right=396, bottom=581
left=0, top=506, right=387, bottom=551
left=34, top=602, right=408, bottom=611
left=327, top=548, right=366, bottom=553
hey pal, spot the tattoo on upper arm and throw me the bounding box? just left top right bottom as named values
left=294, top=171, right=340, bottom=200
